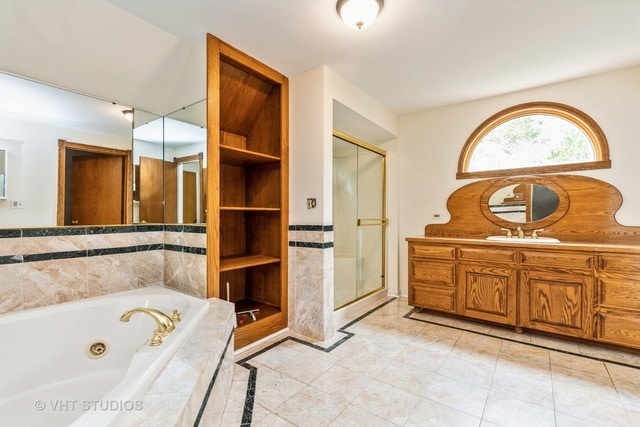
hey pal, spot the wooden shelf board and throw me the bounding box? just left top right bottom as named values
left=220, top=254, right=280, bottom=271
left=220, top=206, right=280, bottom=212
left=234, top=299, right=281, bottom=328
left=220, top=144, right=280, bottom=167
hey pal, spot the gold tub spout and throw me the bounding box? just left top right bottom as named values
left=119, top=308, right=176, bottom=346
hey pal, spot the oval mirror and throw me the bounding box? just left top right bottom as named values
left=480, top=176, right=569, bottom=229
left=488, top=183, right=560, bottom=223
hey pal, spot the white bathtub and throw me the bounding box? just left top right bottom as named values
left=0, top=286, right=209, bottom=426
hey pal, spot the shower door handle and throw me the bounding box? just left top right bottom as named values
left=357, top=218, right=389, bottom=226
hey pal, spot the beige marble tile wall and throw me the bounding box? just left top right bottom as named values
left=288, top=225, right=335, bottom=340
left=0, top=224, right=207, bottom=315
left=163, top=225, right=207, bottom=299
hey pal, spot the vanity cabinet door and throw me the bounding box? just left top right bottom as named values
left=520, top=268, right=593, bottom=338
left=459, top=263, right=517, bottom=325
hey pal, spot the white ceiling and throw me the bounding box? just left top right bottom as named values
left=106, top=0, right=640, bottom=115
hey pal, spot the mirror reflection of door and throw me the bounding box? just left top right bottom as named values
left=71, top=156, right=123, bottom=225
left=138, top=156, right=177, bottom=224
left=57, top=139, right=132, bottom=226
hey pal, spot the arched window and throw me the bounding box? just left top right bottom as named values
left=457, top=102, right=610, bottom=179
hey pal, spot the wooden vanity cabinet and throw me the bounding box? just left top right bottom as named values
left=595, top=253, right=640, bottom=348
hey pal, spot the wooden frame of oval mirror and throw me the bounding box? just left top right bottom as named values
left=479, top=176, right=569, bottom=229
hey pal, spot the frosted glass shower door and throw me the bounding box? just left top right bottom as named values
left=356, top=147, right=386, bottom=298
left=333, top=134, right=386, bottom=309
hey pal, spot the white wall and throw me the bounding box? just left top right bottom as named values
left=0, top=0, right=205, bottom=115
left=398, top=64, right=640, bottom=297
left=0, top=117, right=131, bottom=227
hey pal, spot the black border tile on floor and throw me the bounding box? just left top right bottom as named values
left=234, top=297, right=398, bottom=426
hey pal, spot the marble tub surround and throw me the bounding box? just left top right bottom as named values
left=117, top=297, right=236, bottom=426
left=224, top=297, right=640, bottom=426
left=288, top=225, right=335, bottom=341
left=0, top=224, right=207, bottom=315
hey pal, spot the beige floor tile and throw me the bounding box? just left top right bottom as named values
left=251, top=343, right=304, bottom=370
left=252, top=412, right=296, bottom=427
left=375, top=359, right=437, bottom=396
left=329, top=404, right=395, bottom=426
left=311, top=364, right=374, bottom=402
left=351, top=379, right=421, bottom=425
left=410, top=322, right=462, bottom=347
left=437, top=355, right=496, bottom=389
left=394, top=343, right=451, bottom=371
left=335, top=349, right=393, bottom=377
left=425, top=374, right=489, bottom=417
left=249, top=403, right=272, bottom=424
left=482, top=391, right=555, bottom=427
left=254, top=370, right=306, bottom=411
left=554, top=395, right=631, bottom=427
left=489, top=368, right=554, bottom=409
left=276, top=353, right=334, bottom=384
left=554, top=411, right=606, bottom=427
left=275, top=386, right=349, bottom=427
left=550, top=350, right=610, bottom=376
left=406, top=397, right=481, bottom=427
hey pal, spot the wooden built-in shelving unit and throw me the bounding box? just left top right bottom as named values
left=206, top=34, right=289, bottom=349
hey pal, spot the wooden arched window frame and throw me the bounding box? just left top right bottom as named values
left=457, top=102, right=611, bottom=179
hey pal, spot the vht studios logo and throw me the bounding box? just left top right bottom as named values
left=34, top=400, right=143, bottom=412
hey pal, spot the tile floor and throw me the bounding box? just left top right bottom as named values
left=220, top=297, right=640, bottom=426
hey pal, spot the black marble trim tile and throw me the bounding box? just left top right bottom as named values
left=183, top=246, right=207, bottom=255
left=22, top=227, right=88, bottom=237
left=0, top=229, right=21, bottom=238
left=88, top=246, right=137, bottom=257
left=135, top=224, right=164, bottom=232
left=87, top=225, right=138, bottom=234
left=0, top=254, right=23, bottom=264
left=235, top=297, right=398, bottom=423
left=23, top=250, right=87, bottom=263
left=404, top=309, right=640, bottom=371
left=164, top=244, right=207, bottom=255
left=288, top=225, right=333, bottom=232
left=288, top=241, right=334, bottom=249
left=136, top=243, right=164, bottom=252
left=164, top=224, right=207, bottom=233
left=194, top=328, right=235, bottom=427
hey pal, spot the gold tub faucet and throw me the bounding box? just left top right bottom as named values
left=119, top=308, right=176, bottom=346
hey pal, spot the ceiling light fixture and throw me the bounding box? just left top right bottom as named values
left=337, top=0, right=383, bottom=30
left=122, top=109, right=134, bottom=123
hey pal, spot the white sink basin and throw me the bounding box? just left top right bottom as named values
left=486, top=236, right=560, bottom=244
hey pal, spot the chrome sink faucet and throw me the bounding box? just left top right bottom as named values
left=120, top=307, right=176, bottom=346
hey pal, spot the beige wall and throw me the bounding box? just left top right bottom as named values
left=398, top=65, right=640, bottom=297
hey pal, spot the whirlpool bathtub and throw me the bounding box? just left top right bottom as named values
left=0, top=286, right=211, bottom=426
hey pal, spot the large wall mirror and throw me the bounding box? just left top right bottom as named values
left=133, top=100, right=206, bottom=224
left=0, top=72, right=134, bottom=228
left=0, top=71, right=206, bottom=228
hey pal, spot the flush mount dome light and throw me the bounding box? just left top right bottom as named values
left=337, top=0, right=383, bottom=30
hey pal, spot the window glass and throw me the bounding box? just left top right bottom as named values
left=457, top=102, right=610, bottom=179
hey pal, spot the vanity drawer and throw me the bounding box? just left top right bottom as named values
left=459, top=247, right=516, bottom=263
left=598, top=254, right=640, bottom=273
left=596, top=308, right=640, bottom=349
left=520, top=250, right=593, bottom=269
left=411, top=260, right=455, bottom=286
left=599, top=275, right=640, bottom=309
left=411, top=284, right=456, bottom=313
left=410, top=244, right=456, bottom=260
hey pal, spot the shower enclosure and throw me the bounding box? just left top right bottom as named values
left=333, top=131, right=387, bottom=309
